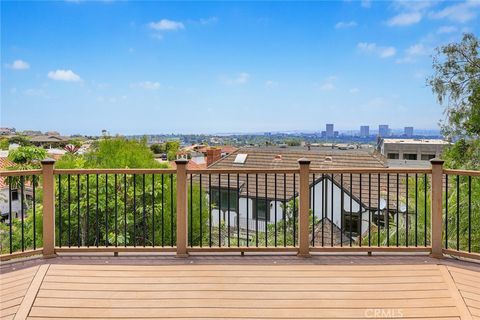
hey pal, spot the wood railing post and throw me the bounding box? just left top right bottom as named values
left=430, top=158, right=444, bottom=259
left=175, top=159, right=189, bottom=258
left=41, top=158, right=56, bottom=258
left=298, top=158, right=311, bottom=258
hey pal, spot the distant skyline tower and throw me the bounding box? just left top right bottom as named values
left=404, top=126, right=414, bottom=137
left=326, top=123, right=334, bottom=138
left=360, top=125, right=369, bottom=137
left=379, top=124, right=389, bottom=137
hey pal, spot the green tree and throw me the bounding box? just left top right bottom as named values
left=8, top=135, right=32, bottom=146
left=8, top=146, right=47, bottom=170
left=0, top=138, right=9, bottom=150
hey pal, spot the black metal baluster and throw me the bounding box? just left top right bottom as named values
left=189, top=174, right=193, bottom=247
left=20, top=176, right=25, bottom=251
left=406, top=174, right=409, bottom=247
left=96, top=174, right=99, bottom=247
left=424, top=174, right=427, bottom=247
left=274, top=173, right=277, bottom=247
left=86, top=174, right=89, bottom=247
left=218, top=173, right=222, bottom=247
left=142, top=174, right=146, bottom=247
left=264, top=173, right=268, bottom=247
left=283, top=173, right=286, bottom=247
left=115, top=174, right=118, bottom=247
left=456, top=175, right=460, bottom=251
left=246, top=174, right=249, bottom=247
left=133, top=174, right=136, bottom=247
left=396, top=173, right=399, bottom=247
left=152, top=174, right=155, bottom=247
left=228, top=173, right=231, bottom=247
left=33, top=175, right=36, bottom=250
left=359, top=174, right=362, bottom=247
left=200, top=174, right=203, bottom=247
left=386, top=174, right=390, bottom=247
left=468, top=175, right=472, bottom=252
left=68, top=174, right=71, bottom=247
left=77, top=174, right=80, bottom=248
left=105, top=174, right=109, bottom=247
left=331, top=174, right=334, bottom=247
left=208, top=174, right=212, bottom=247
left=293, top=173, right=296, bottom=247
left=445, top=174, right=448, bottom=249
left=349, top=173, right=353, bottom=247
left=161, top=174, right=165, bottom=247
left=171, top=173, right=175, bottom=247
left=123, top=174, right=127, bottom=247
left=377, top=174, right=381, bottom=247
left=237, top=173, right=240, bottom=247
left=340, top=174, right=344, bottom=246
left=8, top=177, right=13, bottom=254
left=255, top=173, right=258, bottom=247
left=312, top=173, right=316, bottom=246
left=415, top=174, right=418, bottom=247
left=368, top=173, right=371, bottom=247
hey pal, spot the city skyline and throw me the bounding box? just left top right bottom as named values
left=2, top=1, right=479, bottom=135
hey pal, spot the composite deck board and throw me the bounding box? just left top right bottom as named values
left=0, top=266, right=38, bottom=320
left=2, top=262, right=480, bottom=319
left=449, top=266, right=480, bottom=320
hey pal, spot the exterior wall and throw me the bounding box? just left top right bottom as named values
left=0, top=188, right=22, bottom=223
left=382, top=142, right=445, bottom=160
left=209, top=177, right=372, bottom=237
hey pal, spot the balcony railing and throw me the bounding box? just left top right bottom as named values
left=1, top=158, right=479, bottom=261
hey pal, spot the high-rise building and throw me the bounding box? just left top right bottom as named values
left=360, top=125, right=369, bottom=137
left=379, top=125, right=389, bottom=137
left=326, top=124, right=334, bottom=138
left=404, top=126, right=414, bottom=137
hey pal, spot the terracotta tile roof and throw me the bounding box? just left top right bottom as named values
left=312, top=218, right=351, bottom=247
left=0, top=157, right=15, bottom=189
left=170, top=160, right=207, bottom=170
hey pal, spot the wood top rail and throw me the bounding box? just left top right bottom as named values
left=0, top=169, right=42, bottom=177
left=54, top=168, right=177, bottom=175
left=443, top=169, right=480, bottom=177
left=187, top=168, right=300, bottom=174
left=309, top=167, right=432, bottom=174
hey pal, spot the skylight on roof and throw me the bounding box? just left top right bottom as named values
left=234, top=154, right=248, bottom=164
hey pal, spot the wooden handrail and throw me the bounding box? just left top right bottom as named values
left=54, top=168, right=176, bottom=174
left=0, top=169, right=42, bottom=177
left=443, top=169, right=480, bottom=176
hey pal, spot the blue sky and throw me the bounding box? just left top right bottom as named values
left=1, top=0, right=479, bottom=135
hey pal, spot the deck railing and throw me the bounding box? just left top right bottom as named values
left=1, top=158, right=479, bottom=261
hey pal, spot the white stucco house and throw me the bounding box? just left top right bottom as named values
left=198, top=147, right=409, bottom=245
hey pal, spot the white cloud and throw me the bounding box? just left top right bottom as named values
left=24, top=88, right=44, bottom=96
left=315, top=76, right=337, bottom=92
left=335, top=21, right=357, bottom=29
left=349, top=88, right=360, bottom=94
left=387, top=12, right=422, bottom=26
left=396, top=43, right=431, bottom=64
left=437, top=25, right=458, bottom=34
left=222, top=72, right=250, bottom=85
left=47, top=69, right=81, bottom=82
left=8, top=59, right=30, bottom=70
left=361, top=0, right=371, bottom=8
left=265, top=80, right=279, bottom=88
left=199, top=17, right=218, bottom=25
left=429, top=0, right=480, bottom=23
left=130, top=81, right=161, bottom=90
left=358, top=42, right=396, bottom=58
left=149, top=19, right=184, bottom=31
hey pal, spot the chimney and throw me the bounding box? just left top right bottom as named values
left=206, top=148, right=221, bottom=167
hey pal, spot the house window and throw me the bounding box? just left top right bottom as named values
left=211, top=188, right=238, bottom=212
left=11, top=190, right=19, bottom=201
left=342, top=211, right=361, bottom=237
left=253, top=199, right=270, bottom=221
left=403, top=153, right=417, bottom=160
left=421, top=154, right=436, bottom=160
left=387, top=153, right=399, bottom=159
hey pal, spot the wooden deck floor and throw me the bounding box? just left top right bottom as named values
left=1, top=256, right=479, bottom=319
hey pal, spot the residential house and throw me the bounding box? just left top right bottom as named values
left=198, top=147, right=408, bottom=244
left=0, top=158, right=32, bottom=224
